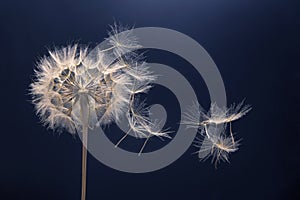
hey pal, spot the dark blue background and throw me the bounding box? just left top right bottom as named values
left=0, top=0, right=299, bottom=199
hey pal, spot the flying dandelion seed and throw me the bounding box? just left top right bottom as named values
left=194, top=124, right=240, bottom=168
left=183, top=101, right=251, bottom=167
left=183, top=101, right=251, bottom=127
left=29, top=25, right=169, bottom=200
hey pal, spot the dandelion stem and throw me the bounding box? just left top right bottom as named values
left=229, top=122, right=235, bottom=144
left=81, top=125, right=88, bottom=200
left=204, top=124, right=210, bottom=139
left=138, top=135, right=151, bottom=156
left=98, top=45, right=116, bottom=52
left=115, top=128, right=131, bottom=147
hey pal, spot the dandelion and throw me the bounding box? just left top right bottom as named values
left=30, top=25, right=169, bottom=200
left=183, top=101, right=251, bottom=167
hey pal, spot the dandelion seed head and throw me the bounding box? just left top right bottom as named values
left=30, top=26, right=169, bottom=139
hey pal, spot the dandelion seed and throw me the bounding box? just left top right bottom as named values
left=194, top=124, right=239, bottom=168
left=107, top=23, right=141, bottom=56
left=183, top=101, right=251, bottom=127
left=183, top=101, right=251, bottom=167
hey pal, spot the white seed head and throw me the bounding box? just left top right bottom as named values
left=30, top=26, right=169, bottom=139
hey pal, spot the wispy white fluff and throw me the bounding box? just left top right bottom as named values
left=107, top=23, right=141, bottom=57
left=194, top=129, right=239, bottom=168
left=183, top=101, right=251, bottom=129
left=183, top=101, right=251, bottom=167
left=30, top=25, right=169, bottom=145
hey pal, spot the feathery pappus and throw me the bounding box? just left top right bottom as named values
left=183, top=101, right=251, bottom=167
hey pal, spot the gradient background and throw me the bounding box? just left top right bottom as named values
left=0, top=0, right=299, bottom=199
